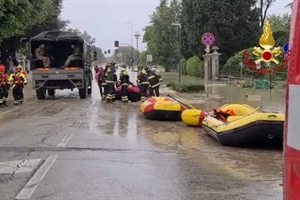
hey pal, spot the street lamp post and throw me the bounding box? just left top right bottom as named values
left=171, top=22, right=182, bottom=83
left=126, top=22, right=134, bottom=67
left=134, top=31, right=140, bottom=66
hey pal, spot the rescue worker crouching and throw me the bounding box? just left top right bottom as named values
left=104, top=64, right=116, bottom=103
left=137, top=66, right=149, bottom=102
left=145, top=67, right=162, bottom=97
left=119, top=65, right=133, bottom=102
left=0, top=65, right=9, bottom=107
left=9, top=66, right=27, bottom=105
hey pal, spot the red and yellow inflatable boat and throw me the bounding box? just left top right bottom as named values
left=140, top=97, right=186, bottom=121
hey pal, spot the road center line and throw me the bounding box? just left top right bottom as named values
left=15, top=154, right=59, bottom=200
left=57, top=133, right=73, bottom=147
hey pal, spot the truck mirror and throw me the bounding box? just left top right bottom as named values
left=93, top=51, right=97, bottom=61
left=19, top=38, right=28, bottom=48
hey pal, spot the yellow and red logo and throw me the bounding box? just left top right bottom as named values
left=243, top=20, right=290, bottom=74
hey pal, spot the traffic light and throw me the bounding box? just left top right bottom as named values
left=104, top=51, right=107, bottom=54
left=93, top=51, right=97, bottom=61
left=107, top=49, right=110, bottom=54
left=114, top=41, right=119, bottom=47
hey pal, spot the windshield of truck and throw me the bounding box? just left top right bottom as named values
left=30, top=41, right=84, bottom=69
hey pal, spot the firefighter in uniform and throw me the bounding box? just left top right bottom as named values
left=35, top=44, right=51, bottom=67
left=137, top=66, right=149, bottom=101
left=136, top=65, right=144, bottom=88
left=119, top=65, right=132, bottom=102
left=111, top=62, right=117, bottom=100
left=9, top=66, right=27, bottom=105
left=0, top=65, right=9, bottom=107
left=101, top=65, right=109, bottom=100
left=145, top=67, right=163, bottom=97
left=105, top=64, right=115, bottom=102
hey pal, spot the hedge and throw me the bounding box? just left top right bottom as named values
left=166, top=83, right=205, bottom=93
left=186, top=55, right=204, bottom=77
left=221, top=47, right=287, bottom=79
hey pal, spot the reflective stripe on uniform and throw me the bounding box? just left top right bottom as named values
left=151, top=83, right=160, bottom=88
left=105, top=81, right=114, bottom=83
left=141, top=82, right=149, bottom=84
left=148, top=75, right=155, bottom=79
left=287, top=84, right=300, bottom=150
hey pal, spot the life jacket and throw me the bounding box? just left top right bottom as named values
left=9, top=72, right=27, bottom=85
left=0, top=74, right=9, bottom=86
left=224, top=109, right=236, bottom=116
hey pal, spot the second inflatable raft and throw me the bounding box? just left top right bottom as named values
left=202, top=104, right=284, bottom=146
left=140, top=97, right=185, bottom=121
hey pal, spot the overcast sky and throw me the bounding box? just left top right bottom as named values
left=61, top=0, right=292, bottom=53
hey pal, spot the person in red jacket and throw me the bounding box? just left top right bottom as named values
left=0, top=65, right=9, bottom=107
left=95, top=66, right=104, bottom=97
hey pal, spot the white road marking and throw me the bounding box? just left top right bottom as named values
left=56, top=101, right=93, bottom=147
left=57, top=133, right=73, bottom=147
left=0, top=159, right=41, bottom=174
left=15, top=154, right=58, bottom=200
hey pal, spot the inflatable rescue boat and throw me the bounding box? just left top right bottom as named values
left=181, top=109, right=208, bottom=127
left=202, top=104, right=284, bottom=146
left=115, top=85, right=141, bottom=102
left=140, top=97, right=186, bottom=121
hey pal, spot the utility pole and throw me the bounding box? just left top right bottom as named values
left=171, top=22, right=182, bottom=83
left=126, top=22, right=134, bottom=67
left=134, top=31, right=140, bottom=66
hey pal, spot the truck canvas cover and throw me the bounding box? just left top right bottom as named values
left=30, top=31, right=84, bottom=42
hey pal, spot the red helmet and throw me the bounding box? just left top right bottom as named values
left=0, top=65, right=5, bottom=72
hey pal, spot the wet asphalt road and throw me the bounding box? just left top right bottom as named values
left=0, top=71, right=282, bottom=200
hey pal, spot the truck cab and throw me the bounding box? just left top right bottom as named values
left=29, top=30, right=97, bottom=99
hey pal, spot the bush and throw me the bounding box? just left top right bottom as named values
left=180, top=58, right=187, bottom=75
left=166, top=83, right=205, bottom=93
left=222, top=47, right=287, bottom=78
left=186, top=55, right=204, bottom=77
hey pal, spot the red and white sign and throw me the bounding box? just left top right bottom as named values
left=284, top=0, right=300, bottom=199
left=201, top=32, right=215, bottom=46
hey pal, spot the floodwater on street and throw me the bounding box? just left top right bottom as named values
left=0, top=70, right=283, bottom=200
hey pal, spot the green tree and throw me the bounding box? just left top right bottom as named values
left=111, top=46, right=137, bottom=65
left=259, top=0, right=276, bottom=29
left=66, top=28, right=96, bottom=44
left=267, top=13, right=291, bottom=46
left=143, top=0, right=179, bottom=71
left=181, top=0, right=260, bottom=66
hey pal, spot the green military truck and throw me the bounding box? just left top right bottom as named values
left=29, top=30, right=97, bottom=99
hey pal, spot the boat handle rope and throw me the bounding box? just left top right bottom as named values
left=268, top=114, right=277, bottom=118
left=212, top=105, right=262, bottom=128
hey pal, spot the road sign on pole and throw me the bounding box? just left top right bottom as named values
left=147, top=54, right=152, bottom=62
left=201, top=32, right=215, bottom=46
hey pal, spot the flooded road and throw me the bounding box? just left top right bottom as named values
left=0, top=71, right=283, bottom=200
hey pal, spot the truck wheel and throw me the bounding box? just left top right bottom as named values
left=79, top=87, right=87, bottom=99
left=48, top=89, right=55, bottom=96
left=36, top=89, right=46, bottom=99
